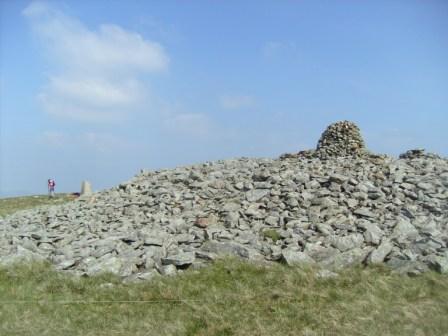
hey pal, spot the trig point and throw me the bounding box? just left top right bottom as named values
left=80, top=180, right=93, bottom=196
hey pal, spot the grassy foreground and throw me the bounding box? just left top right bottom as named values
left=0, top=260, right=447, bottom=336
left=0, top=194, right=74, bottom=217
left=1, top=195, right=448, bottom=335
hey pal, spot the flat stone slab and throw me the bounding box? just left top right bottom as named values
left=162, top=252, right=195, bottom=266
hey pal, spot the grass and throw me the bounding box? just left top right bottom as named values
left=0, top=196, right=448, bottom=335
left=0, top=194, right=75, bottom=217
left=262, top=229, right=282, bottom=242
left=0, top=260, right=447, bottom=336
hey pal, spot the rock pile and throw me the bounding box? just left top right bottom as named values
left=316, top=120, right=366, bottom=158
left=0, top=122, right=447, bottom=281
left=280, top=120, right=369, bottom=160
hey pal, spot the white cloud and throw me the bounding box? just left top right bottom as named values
left=46, top=77, right=141, bottom=107
left=23, top=1, right=169, bottom=122
left=38, top=76, right=145, bottom=121
left=220, top=94, right=256, bottom=110
left=22, top=1, right=48, bottom=17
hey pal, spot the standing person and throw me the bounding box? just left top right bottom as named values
left=48, top=178, right=56, bottom=198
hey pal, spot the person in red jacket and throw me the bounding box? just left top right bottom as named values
left=48, top=178, right=56, bottom=198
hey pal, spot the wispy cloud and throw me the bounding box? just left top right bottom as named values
left=23, top=1, right=169, bottom=122
left=37, top=77, right=146, bottom=122
left=220, top=94, right=256, bottom=110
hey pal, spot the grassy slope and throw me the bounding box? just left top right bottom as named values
left=0, top=196, right=447, bottom=336
left=0, top=194, right=75, bottom=217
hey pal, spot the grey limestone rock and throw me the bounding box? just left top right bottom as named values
left=358, top=221, right=383, bottom=245
left=331, top=234, right=364, bottom=252
left=281, top=249, right=315, bottom=266
left=320, top=247, right=373, bottom=270
left=0, top=246, right=46, bottom=266
left=159, top=264, right=177, bottom=276
left=162, top=252, right=195, bottom=267
left=305, top=243, right=340, bottom=263
left=353, top=208, right=376, bottom=218
left=386, top=258, right=429, bottom=276
left=392, top=218, right=419, bottom=243
left=426, top=251, right=448, bottom=274
left=86, top=257, right=125, bottom=277
left=367, top=240, right=393, bottom=264
left=246, top=189, right=270, bottom=202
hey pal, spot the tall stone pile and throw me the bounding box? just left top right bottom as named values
left=280, top=120, right=369, bottom=160
left=316, top=120, right=366, bottom=158
left=0, top=122, right=447, bottom=281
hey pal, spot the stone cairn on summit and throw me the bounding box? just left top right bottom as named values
left=0, top=121, right=447, bottom=281
left=316, top=120, right=366, bottom=158
left=280, top=120, right=368, bottom=160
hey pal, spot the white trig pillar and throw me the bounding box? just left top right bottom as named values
left=80, top=181, right=93, bottom=196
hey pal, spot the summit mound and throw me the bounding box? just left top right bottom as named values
left=1, top=121, right=447, bottom=280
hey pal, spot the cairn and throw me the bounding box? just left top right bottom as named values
left=316, top=120, right=366, bottom=158
left=280, top=120, right=367, bottom=160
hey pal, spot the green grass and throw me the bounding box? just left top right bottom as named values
left=0, top=194, right=74, bottom=217
left=0, top=260, right=447, bottom=336
left=262, top=229, right=282, bottom=242
left=1, top=196, right=447, bottom=335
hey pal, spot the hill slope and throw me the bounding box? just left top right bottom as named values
left=1, top=150, right=447, bottom=280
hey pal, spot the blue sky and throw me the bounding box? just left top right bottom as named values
left=1, top=0, right=447, bottom=196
